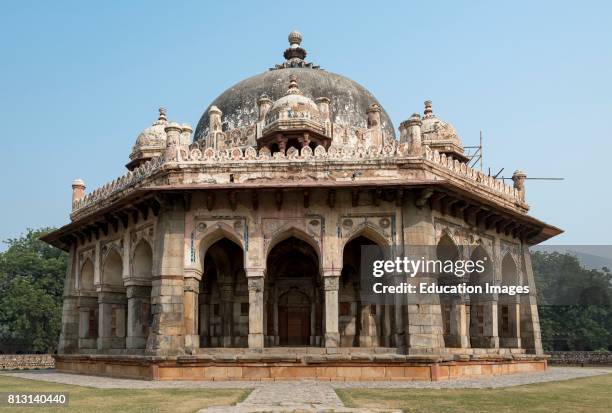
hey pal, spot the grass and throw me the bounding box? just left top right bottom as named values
left=0, top=374, right=250, bottom=413
left=336, top=373, right=612, bottom=413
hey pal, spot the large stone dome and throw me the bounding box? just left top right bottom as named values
left=194, top=32, right=395, bottom=141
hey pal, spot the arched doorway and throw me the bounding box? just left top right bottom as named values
left=437, top=234, right=468, bottom=348
left=77, top=259, right=98, bottom=350
left=199, top=238, right=247, bottom=348
left=499, top=253, right=521, bottom=348
left=127, top=240, right=153, bottom=349
left=265, top=237, right=322, bottom=346
left=340, top=235, right=389, bottom=347
left=468, top=246, right=496, bottom=348
left=99, top=249, right=126, bottom=349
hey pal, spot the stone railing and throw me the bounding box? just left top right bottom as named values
left=423, top=147, right=521, bottom=200
left=72, top=156, right=164, bottom=212
left=0, top=354, right=55, bottom=370
left=547, top=351, right=612, bottom=366
left=72, top=143, right=521, bottom=215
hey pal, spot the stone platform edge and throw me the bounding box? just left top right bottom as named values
left=53, top=353, right=547, bottom=381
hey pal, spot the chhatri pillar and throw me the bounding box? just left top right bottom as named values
left=247, top=269, right=265, bottom=349
left=323, top=269, right=340, bottom=348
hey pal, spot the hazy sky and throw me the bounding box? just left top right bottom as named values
left=1, top=0, right=610, bottom=248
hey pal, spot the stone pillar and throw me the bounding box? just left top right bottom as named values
left=499, top=302, right=521, bottom=348
left=58, top=245, right=78, bottom=354
left=358, top=304, right=371, bottom=347
left=208, top=106, right=222, bottom=149
left=310, top=302, right=316, bottom=345
left=382, top=305, right=393, bottom=347
left=273, top=293, right=279, bottom=345
left=126, top=284, right=152, bottom=349
left=71, top=179, right=86, bottom=207
left=247, top=271, right=264, bottom=349
left=366, top=103, right=383, bottom=148
left=448, top=300, right=470, bottom=348
left=487, top=301, right=500, bottom=348
left=147, top=196, right=186, bottom=355
left=164, top=122, right=182, bottom=162
left=257, top=95, right=273, bottom=122
left=401, top=113, right=422, bottom=155
left=520, top=247, right=543, bottom=354
left=77, top=295, right=98, bottom=349
left=402, top=197, right=445, bottom=354
left=198, top=293, right=209, bottom=347
left=512, top=170, right=527, bottom=201
left=97, top=291, right=127, bottom=350
left=220, top=283, right=234, bottom=347
left=323, top=270, right=340, bottom=348
left=183, top=276, right=200, bottom=352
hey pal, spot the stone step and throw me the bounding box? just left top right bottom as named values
left=198, top=404, right=401, bottom=413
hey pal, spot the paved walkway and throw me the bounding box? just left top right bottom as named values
left=6, top=367, right=611, bottom=413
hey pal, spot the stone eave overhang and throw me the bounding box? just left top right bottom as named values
left=43, top=175, right=561, bottom=252
left=40, top=188, right=159, bottom=251
left=43, top=147, right=562, bottom=251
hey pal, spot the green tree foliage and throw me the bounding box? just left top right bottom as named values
left=0, top=228, right=66, bottom=353
left=533, top=251, right=612, bottom=351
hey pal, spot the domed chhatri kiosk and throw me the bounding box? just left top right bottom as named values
left=43, top=32, right=561, bottom=381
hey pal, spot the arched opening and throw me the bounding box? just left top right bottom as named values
left=499, top=254, right=521, bottom=348
left=287, top=137, right=301, bottom=151
left=77, top=259, right=97, bottom=350
left=99, top=249, right=127, bottom=349
left=80, top=259, right=95, bottom=291
left=265, top=237, right=322, bottom=346
left=468, top=246, right=496, bottom=348
left=132, top=240, right=153, bottom=279
left=269, top=142, right=280, bottom=155
left=437, top=234, right=467, bottom=348
left=102, top=250, right=123, bottom=286
left=199, top=238, right=247, bottom=348
left=340, top=235, right=389, bottom=347
left=127, top=240, right=153, bottom=349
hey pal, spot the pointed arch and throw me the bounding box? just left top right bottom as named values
left=102, top=249, right=123, bottom=286
left=80, top=259, right=95, bottom=291
left=196, top=223, right=245, bottom=270
left=469, top=245, right=493, bottom=285
left=132, top=239, right=153, bottom=280
left=342, top=222, right=390, bottom=252
left=266, top=225, right=321, bottom=261
left=501, top=253, right=519, bottom=286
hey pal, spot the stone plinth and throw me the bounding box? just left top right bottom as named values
left=54, top=352, right=547, bottom=381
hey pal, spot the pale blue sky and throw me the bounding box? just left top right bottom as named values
left=1, top=0, right=610, bottom=247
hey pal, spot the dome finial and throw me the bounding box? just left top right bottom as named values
left=283, top=30, right=306, bottom=61
left=424, top=100, right=433, bottom=118
left=158, top=107, right=167, bottom=122
left=288, top=30, right=302, bottom=47
left=286, top=74, right=302, bottom=95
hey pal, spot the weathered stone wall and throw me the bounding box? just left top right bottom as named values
left=547, top=351, right=612, bottom=366
left=0, top=354, right=55, bottom=370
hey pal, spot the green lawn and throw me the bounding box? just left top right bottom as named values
left=0, top=374, right=249, bottom=413
left=336, top=373, right=612, bottom=413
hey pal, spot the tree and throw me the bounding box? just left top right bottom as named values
left=0, top=228, right=66, bottom=353
left=533, top=251, right=612, bottom=351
